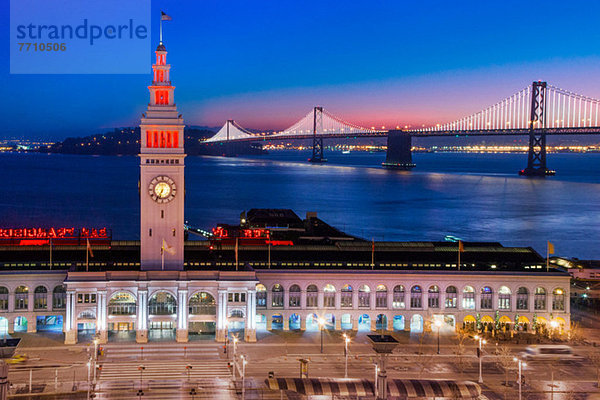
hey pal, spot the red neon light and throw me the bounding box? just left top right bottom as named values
left=0, top=227, right=109, bottom=239
left=211, top=227, right=270, bottom=239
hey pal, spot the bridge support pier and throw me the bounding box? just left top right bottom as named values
left=382, top=130, right=415, bottom=169
left=308, top=136, right=326, bottom=163
left=519, top=81, right=555, bottom=177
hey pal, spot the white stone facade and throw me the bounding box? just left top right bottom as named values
left=0, top=268, right=570, bottom=344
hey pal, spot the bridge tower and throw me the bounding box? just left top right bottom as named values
left=520, top=81, right=555, bottom=176
left=382, top=130, right=416, bottom=170
left=308, top=106, right=326, bottom=163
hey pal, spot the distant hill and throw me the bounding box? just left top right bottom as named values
left=40, top=127, right=217, bottom=155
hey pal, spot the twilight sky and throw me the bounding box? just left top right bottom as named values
left=2, top=0, right=600, bottom=140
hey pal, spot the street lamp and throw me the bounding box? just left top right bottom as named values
left=232, top=336, right=239, bottom=379
left=318, top=318, right=325, bottom=354
left=343, top=334, right=351, bottom=378
left=241, top=355, right=248, bottom=400
left=92, top=338, right=99, bottom=385
left=434, top=319, right=443, bottom=355
left=513, top=357, right=527, bottom=400
left=474, top=335, right=487, bottom=384
left=86, top=360, right=91, bottom=400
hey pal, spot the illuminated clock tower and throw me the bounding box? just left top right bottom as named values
left=139, top=41, right=185, bottom=270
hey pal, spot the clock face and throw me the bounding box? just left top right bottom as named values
left=148, top=176, right=176, bottom=203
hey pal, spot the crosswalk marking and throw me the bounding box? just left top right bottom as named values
left=98, top=361, right=231, bottom=382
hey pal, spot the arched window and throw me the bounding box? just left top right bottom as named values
left=480, top=286, right=493, bottom=309
left=428, top=285, right=440, bottom=309
left=15, top=286, right=28, bottom=310
left=358, top=285, right=370, bottom=308
left=52, top=285, right=66, bottom=310
left=271, top=284, right=284, bottom=308
left=341, top=285, right=353, bottom=308
left=534, top=287, right=546, bottom=310
left=462, top=286, right=475, bottom=309
left=306, top=285, right=318, bottom=308
left=189, top=292, right=215, bottom=315
left=256, top=284, right=267, bottom=308
left=34, top=286, right=47, bottom=310
left=289, top=285, right=301, bottom=307
left=149, top=291, right=177, bottom=315
left=0, top=287, right=8, bottom=311
left=498, top=286, right=511, bottom=310
left=229, top=309, right=244, bottom=318
left=393, top=285, right=405, bottom=309
left=376, top=285, right=388, bottom=308
left=108, top=292, right=137, bottom=315
left=516, top=287, right=528, bottom=310
left=323, top=284, right=336, bottom=308
left=445, top=286, right=457, bottom=308
left=410, top=286, right=422, bottom=309
left=552, top=288, right=565, bottom=311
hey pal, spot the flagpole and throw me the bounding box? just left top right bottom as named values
left=49, top=238, right=52, bottom=270
left=371, top=238, right=375, bottom=270
left=86, top=241, right=89, bottom=272
left=235, top=237, right=239, bottom=271
left=159, top=17, right=163, bottom=44
left=268, top=241, right=271, bottom=269
left=546, top=243, right=549, bottom=272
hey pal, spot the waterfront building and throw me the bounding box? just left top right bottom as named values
left=0, top=39, right=571, bottom=345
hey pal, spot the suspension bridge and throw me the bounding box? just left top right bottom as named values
left=203, top=81, right=600, bottom=176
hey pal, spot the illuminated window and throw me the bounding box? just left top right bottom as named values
left=358, top=285, right=370, bottom=308
left=498, top=286, right=511, bottom=310
left=15, top=286, right=28, bottom=310
left=552, top=288, right=565, bottom=311
left=534, top=287, right=546, bottom=310
left=428, top=285, right=440, bottom=309
left=516, top=287, right=528, bottom=310
left=323, top=284, right=336, bottom=308
left=306, top=285, right=318, bottom=308
left=410, top=286, right=422, bottom=309
left=376, top=285, right=387, bottom=308
left=289, top=285, right=301, bottom=307
left=256, top=284, right=267, bottom=307
left=445, top=286, right=457, bottom=308
left=392, top=285, right=405, bottom=309
left=341, top=285, right=353, bottom=308
left=271, top=284, right=284, bottom=308
left=480, top=286, right=493, bottom=309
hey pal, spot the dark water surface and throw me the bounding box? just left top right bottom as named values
left=2, top=151, right=599, bottom=259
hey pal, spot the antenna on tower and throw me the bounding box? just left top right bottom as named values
left=160, top=11, right=172, bottom=44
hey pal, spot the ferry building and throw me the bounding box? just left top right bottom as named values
left=0, top=40, right=571, bottom=345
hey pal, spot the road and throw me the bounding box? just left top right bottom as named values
left=4, top=331, right=600, bottom=399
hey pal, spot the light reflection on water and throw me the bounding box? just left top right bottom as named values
left=1, top=151, right=599, bottom=259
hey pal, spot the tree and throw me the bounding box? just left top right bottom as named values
left=415, top=332, right=434, bottom=378
left=569, top=322, right=585, bottom=345
left=495, top=345, right=514, bottom=386
left=454, top=328, right=469, bottom=376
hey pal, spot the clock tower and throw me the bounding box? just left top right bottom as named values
left=139, top=40, right=185, bottom=270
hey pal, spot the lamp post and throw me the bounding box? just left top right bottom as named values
left=232, top=337, right=238, bottom=379
left=86, top=360, right=91, bottom=400
left=474, top=335, right=486, bottom=384
left=241, top=355, right=247, bottom=400
left=92, top=338, right=99, bottom=385
left=373, top=363, right=378, bottom=398
left=434, top=319, right=442, bottom=355
left=318, top=318, right=325, bottom=354
left=343, top=334, right=350, bottom=378
left=513, top=357, right=527, bottom=400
